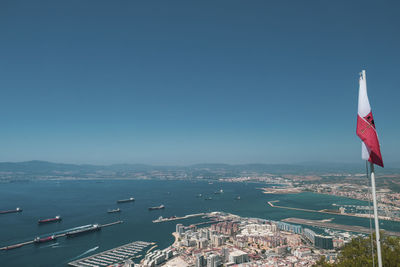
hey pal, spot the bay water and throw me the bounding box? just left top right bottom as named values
left=1, top=179, right=399, bottom=267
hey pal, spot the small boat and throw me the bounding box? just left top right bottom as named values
left=38, top=216, right=62, bottom=224
left=107, top=208, right=121, bottom=213
left=235, top=196, right=241, bottom=200
left=205, top=197, right=212, bottom=200
left=196, top=194, right=202, bottom=198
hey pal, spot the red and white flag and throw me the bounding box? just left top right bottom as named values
left=356, top=70, right=384, bottom=167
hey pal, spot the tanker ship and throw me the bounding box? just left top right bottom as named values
left=117, top=197, right=135, bottom=203
left=0, top=207, right=22, bottom=214
left=148, top=204, right=165, bottom=211
left=107, top=208, right=121, bottom=213
left=34, top=235, right=56, bottom=243
left=38, top=216, right=62, bottom=224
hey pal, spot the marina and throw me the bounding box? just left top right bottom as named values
left=268, top=201, right=399, bottom=222
left=282, top=217, right=400, bottom=237
left=68, top=241, right=154, bottom=267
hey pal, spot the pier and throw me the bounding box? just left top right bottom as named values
left=282, top=217, right=400, bottom=237
left=152, top=213, right=205, bottom=223
left=68, top=241, right=154, bottom=267
left=0, top=221, right=123, bottom=251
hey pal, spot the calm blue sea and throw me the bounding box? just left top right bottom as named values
left=0, top=179, right=399, bottom=267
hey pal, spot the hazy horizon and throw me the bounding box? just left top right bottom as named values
left=2, top=159, right=400, bottom=168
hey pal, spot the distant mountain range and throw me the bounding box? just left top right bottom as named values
left=0, top=160, right=399, bottom=175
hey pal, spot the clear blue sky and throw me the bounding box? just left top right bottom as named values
left=0, top=1, right=399, bottom=165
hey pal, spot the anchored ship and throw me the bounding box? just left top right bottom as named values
left=117, top=197, right=135, bottom=203
left=34, top=235, right=56, bottom=243
left=107, top=208, right=121, bottom=213
left=0, top=207, right=22, bottom=214
left=38, top=216, right=62, bottom=224
left=66, top=224, right=101, bottom=237
left=148, top=204, right=165, bottom=211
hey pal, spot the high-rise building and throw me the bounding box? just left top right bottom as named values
left=222, top=247, right=229, bottom=262
left=315, top=235, right=334, bottom=250
left=196, top=254, right=206, bottom=267
left=207, top=254, right=220, bottom=267
left=228, top=250, right=248, bottom=264
left=304, top=228, right=316, bottom=244
left=176, top=223, right=185, bottom=236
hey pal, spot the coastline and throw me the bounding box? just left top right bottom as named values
left=171, top=232, right=179, bottom=247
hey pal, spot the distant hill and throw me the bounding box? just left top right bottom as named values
left=0, top=160, right=398, bottom=175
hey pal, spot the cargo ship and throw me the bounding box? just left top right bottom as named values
left=117, top=197, right=135, bottom=203
left=148, top=204, right=165, bottom=211
left=66, top=224, right=101, bottom=237
left=38, top=216, right=62, bottom=224
left=0, top=207, right=22, bottom=214
left=34, top=235, right=56, bottom=243
left=107, top=208, right=121, bottom=213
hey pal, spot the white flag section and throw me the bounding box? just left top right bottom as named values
left=362, top=142, right=370, bottom=160
left=358, top=73, right=371, bottom=117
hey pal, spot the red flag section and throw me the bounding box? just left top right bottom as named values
left=356, top=70, right=384, bottom=167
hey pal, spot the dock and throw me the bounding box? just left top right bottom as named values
left=188, top=219, right=229, bottom=227
left=152, top=213, right=205, bottom=223
left=0, top=221, right=123, bottom=251
left=68, top=241, right=154, bottom=267
left=282, top=217, right=400, bottom=237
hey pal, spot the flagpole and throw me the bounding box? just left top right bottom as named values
left=369, top=162, right=382, bottom=267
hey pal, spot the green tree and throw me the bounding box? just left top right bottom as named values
left=314, top=233, right=400, bottom=267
